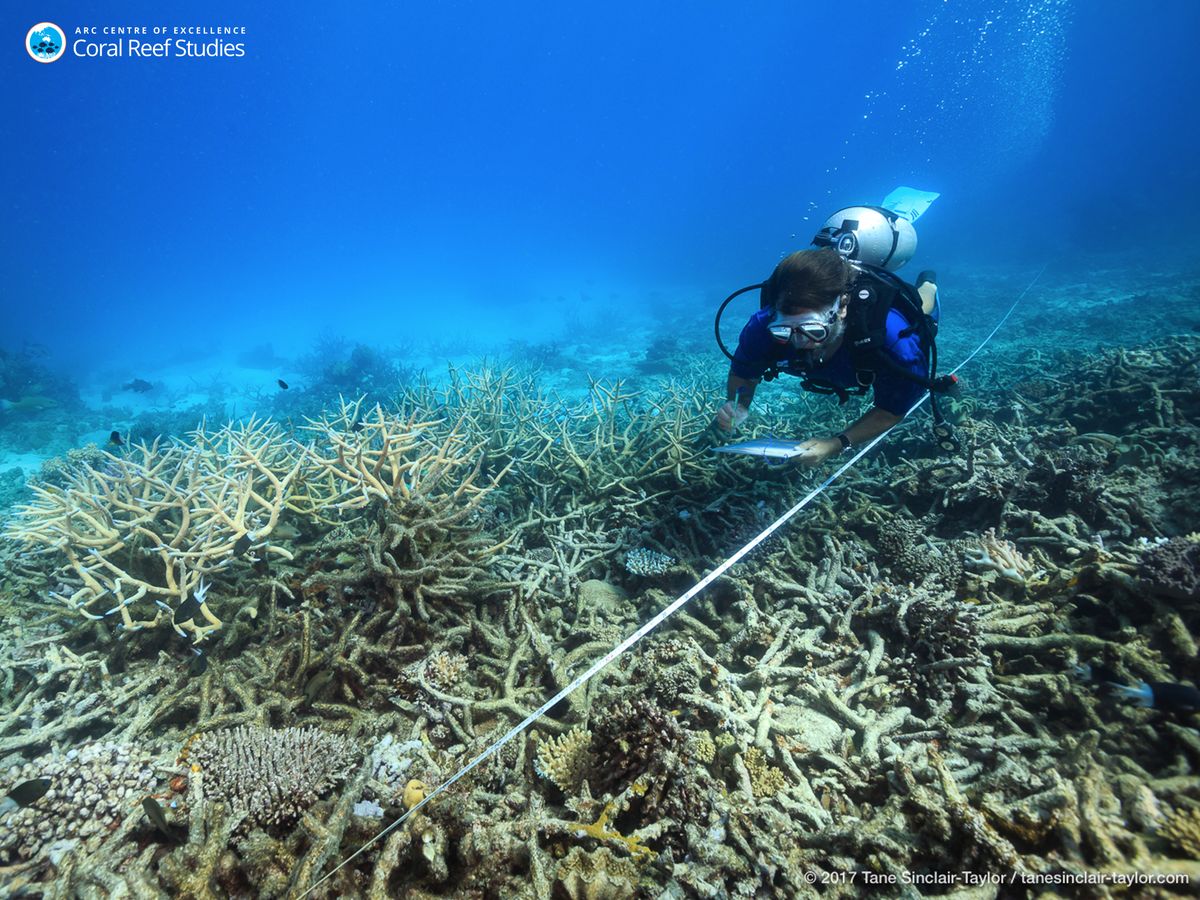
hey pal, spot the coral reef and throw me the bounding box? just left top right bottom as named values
left=1161, top=806, right=1200, bottom=859
left=0, top=325, right=1199, bottom=897
left=4, top=420, right=304, bottom=641
left=1138, top=534, right=1200, bottom=601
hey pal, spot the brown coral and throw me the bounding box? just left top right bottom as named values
left=536, top=726, right=592, bottom=795
left=554, top=845, right=640, bottom=899
left=743, top=747, right=786, bottom=798
left=1161, top=807, right=1200, bottom=860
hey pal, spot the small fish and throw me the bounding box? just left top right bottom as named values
left=122, top=378, right=153, bottom=393
left=304, top=668, right=336, bottom=704
left=172, top=578, right=210, bottom=628
left=351, top=418, right=364, bottom=433
left=232, top=534, right=253, bottom=556
left=1074, top=662, right=1124, bottom=686
left=142, top=797, right=174, bottom=837
left=188, top=652, right=208, bottom=676
left=1115, top=681, right=1200, bottom=713
left=273, top=522, right=300, bottom=541
left=109, top=430, right=124, bottom=446
left=4, top=777, right=52, bottom=809
left=174, top=595, right=201, bottom=625
left=277, top=379, right=289, bottom=390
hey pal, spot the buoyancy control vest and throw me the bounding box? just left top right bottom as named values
left=713, top=264, right=962, bottom=450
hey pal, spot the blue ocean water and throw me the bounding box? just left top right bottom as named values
left=1, top=0, right=1198, bottom=457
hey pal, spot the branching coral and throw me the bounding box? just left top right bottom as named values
left=4, top=419, right=302, bottom=641
left=964, top=527, right=1042, bottom=586
left=567, top=799, right=656, bottom=862
left=1, top=328, right=1199, bottom=898
left=535, top=726, right=592, bottom=795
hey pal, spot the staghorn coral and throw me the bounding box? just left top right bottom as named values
left=535, top=726, right=592, bottom=795
left=567, top=800, right=656, bottom=862
left=305, top=405, right=515, bottom=623
left=4, top=419, right=302, bottom=641
left=963, top=527, right=1041, bottom=586
left=2, top=330, right=1200, bottom=897
left=189, top=725, right=361, bottom=825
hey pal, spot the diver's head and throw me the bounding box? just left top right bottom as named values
left=812, top=205, right=916, bottom=271
left=762, top=249, right=851, bottom=355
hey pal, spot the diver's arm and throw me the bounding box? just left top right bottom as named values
left=725, top=374, right=757, bottom=404
left=790, top=407, right=902, bottom=467
left=841, top=407, right=903, bottom=446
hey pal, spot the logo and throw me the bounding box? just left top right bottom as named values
left=27, top=22, right=65, bottom=62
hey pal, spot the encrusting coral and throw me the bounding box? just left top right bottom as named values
left=1138, top=533, right=1200, bottom=601
left=0, top=741, right=158, bottom=865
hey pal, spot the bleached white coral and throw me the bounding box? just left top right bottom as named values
left=369, top=734, right=423, bottom=792
left=624, top=547, right=675, bottom=576
left=964, top=529, right=1041, bottom=585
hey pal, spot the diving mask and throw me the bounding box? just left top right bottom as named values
left=768, top=303, right=841, bottom=345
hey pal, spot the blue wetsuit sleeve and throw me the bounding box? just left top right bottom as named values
left=872, top=311, right=930, bottom=416
left=730, top=311, right=774, bottom=380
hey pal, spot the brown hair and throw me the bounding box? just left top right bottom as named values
left=762, top=248, right=851, bottom=314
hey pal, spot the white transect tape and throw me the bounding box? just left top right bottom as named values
left=302, top=264, right=1045, bottom=897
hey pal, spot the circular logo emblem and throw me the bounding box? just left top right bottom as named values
left=27, top=23, right=65, bottom=63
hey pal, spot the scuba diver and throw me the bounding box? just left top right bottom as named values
left=712, top=202, right=959, bottom=465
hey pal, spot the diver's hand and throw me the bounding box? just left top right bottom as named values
left=792, top=437, right=841, bottom=467
left=713, top=402, right=749, bottom=433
